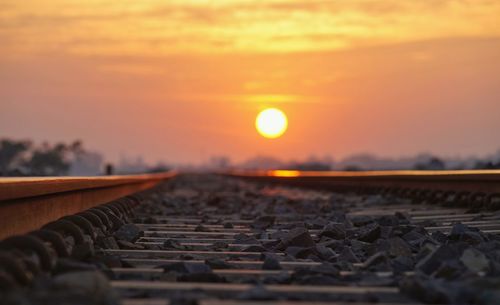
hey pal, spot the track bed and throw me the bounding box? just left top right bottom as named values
left=2, top=174, right=500, bottom=305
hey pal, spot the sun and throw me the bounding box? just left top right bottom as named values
left=256, top=108, right=288, bottom=139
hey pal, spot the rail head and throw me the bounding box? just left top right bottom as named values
left=225, top=169, right=500, bottom=180
left=222, top=169, right=500, bottom=201
left=0, top=171, right=176, bottom=239
left=0, top=171, right=176, bottom=202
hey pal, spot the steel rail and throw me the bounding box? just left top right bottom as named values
left=224, top=169, right=500, bottom=204
left=0, top=171, right=176, bottom=239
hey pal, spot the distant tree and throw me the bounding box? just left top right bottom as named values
left=0, top=139, right=32, bottom=175
left=69, top=140, right=84, bottom=156
left=474, top=160, right=500, bottom=169
left=116, top=156, right=150, bottom=174
left=414, top=157, right=446, bottom=170
left=291, top=161, right=331, bottom=171
left=209, top=156, right=231, bottom=169
left=147, top=164, right=171, bottom=173
left=240, top=155, right=283, bottom=170
left=343, top=165, right=363, bottom=171
left=23, top=142, right=70, bottom=176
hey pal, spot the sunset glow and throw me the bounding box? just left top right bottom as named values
left=1, top=1, right=499, bottom=165
left=2, top=1, right=500, bottom=56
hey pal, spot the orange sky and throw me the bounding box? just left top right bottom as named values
left=1, top=1, right=499, bottom=164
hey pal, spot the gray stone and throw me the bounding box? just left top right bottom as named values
left=351, top=215, right=374, bottom=227
left=449, top=223, right=485, bottom=245
left=285, top=246, right=316, bottom=259
left=338, top=247, right=360, bottom=263
left=262, top=256, right=282, bottom=270
left=117, top=240, right=145, bottom=250
left=113, top=224, right=143, bottom=243
left=376, top=215, right=399, bottom=226
left=416, top=245, right=460, bottom=275
left=391, top=256, right=414, bottom=273
left=306, top=218, right=329, bottom=229
left=233, top=233, right=259, bottom=244
left=432, top=259, right=467, bottom=279
left=431, top=231, right=448, bottom=243
left=402, top=229, right=425, bottom=242
left=350, top=239, right=370, bottom=252
left=279, top=227, right=315, bottom=249
left=358, top=223, right=381, bottom=243
left=400, top=276, right=456, bottom=304
left=213, top=241, right=229, bottom=250
left=50, top=271, right=119, bottom=304
left=319, top=223, right=346, bottom=240
left=292, top=263, right=340, bottom=285
left=205, top=258, right=233, bottom=269
left=96, top=236, right=119, bottom=250
left=315, top=244, right=336, bottom=260
left=195, top=224, right=211, bottom=232
left=460, top=248, right=490, bottom=273
left=162, top=239, right=187, bottom=250
left=463, top=277, right=500, bottom=305
left=395, top=211, right=411, bottom=224
left=361, top=252, right=390, bottom=270
left=242, top=245, right=267, bottom=252
left=380, top=226, right=393, bottom=239
left=223, top=222, right=234, bottom=229
left=251, top=216, right=276, bottom=230
left=308, top=263, right=340, bottom=276
left=388, top=237, right=412, bottom=257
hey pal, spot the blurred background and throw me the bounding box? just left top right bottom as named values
left=1, top=1, right=499, bottom=176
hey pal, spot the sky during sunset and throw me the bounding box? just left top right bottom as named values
left=1, top=0, right=499, bottom=165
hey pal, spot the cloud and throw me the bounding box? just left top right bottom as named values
left=1, top=0, right=499, bottom=57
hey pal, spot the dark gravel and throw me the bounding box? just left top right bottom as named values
left=129, top=175, right=500, bottom=304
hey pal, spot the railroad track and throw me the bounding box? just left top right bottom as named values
left=0, top=171, right=500, bottom=305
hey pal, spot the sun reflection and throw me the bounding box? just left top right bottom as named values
left=268, top=170, right=301, bottom=177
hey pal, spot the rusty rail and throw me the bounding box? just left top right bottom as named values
left=0, top=172, right=176, bottom=239
left=224, top=169, right=500, bottom=207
